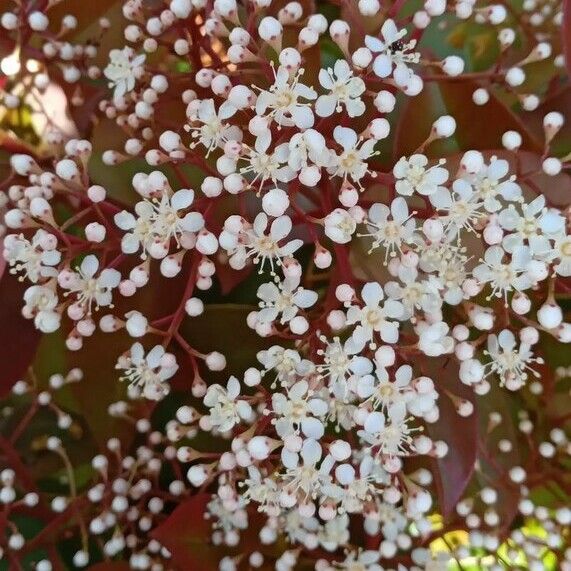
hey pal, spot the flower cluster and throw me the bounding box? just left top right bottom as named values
left=0, top=0, right=570, bottom=569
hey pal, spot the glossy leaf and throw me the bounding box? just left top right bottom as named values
left=150, top=493, right=219, bottom=571
left=0, top=256, right=42, bottom=397
left=421, top=357, right=478, bottom=517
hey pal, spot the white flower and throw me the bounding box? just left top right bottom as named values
left=393, top=154, right=449, bottom=197
left=473, top=245, right=533, bottom=301
left=287, top=129, right=334, bottom=185
left=456, top=157, right=521, bottom=212
left=498, top=195, right=564, bottom=255
left=4, top=230, right=60, bottom=283
left=59, top=255, right=121, bottom=318
left=22, top=285, right=60, bottom=333
left=234, top=213, right=302, bottom=273
left=104, top=47, right=146, bottom=102
left=430, top=182, right=484, bottom=234
left=280, top=438, right=326, bottom=500
left=256, top=276, right=317, bottom=325
left=272, top=380, right=327, bottom=439
left=329, top=127, right=377, bottom=188
left=116, top=343, right=178, bottom=401
left=239, top=133, right=295, bottom=191
left=204, top=376, right=254, bottom=432
left=324, top=208, right=356, bottom=244
left=317, top=337, right=371, bottom=396
left=359, top=197, right=416, bottom=260
left=485, top=329, right=542, bottom=390
left=416, top=321, right=454, bottom=357
left=315, top=60, right=366, bottom=118
left=357, top=364, right=413, bottom=420
left=255, top=66, right=317, bottom=129
left=365, top=19, right=420, bottom=83
left=385, top=266, right=442, bottom=317
left=359, top=407, right=414, bottom=458
left=346, top=282, right=404, bottom=350
left=115, top=189, right=204, bottom=259
left=186, top=99, right=242, bottom=155
left=419, top=242, right=468, bottom=305
left=148, top=189, right=205, bottom=258
left=114, top=201, right=155, bottom=257
left=257, top=345, right=305, bottom=387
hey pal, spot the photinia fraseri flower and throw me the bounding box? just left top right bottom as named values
left=185, top=99, right=242, bottom=155
left=3, top=230, right=61, bottom=283
left=472, top=245, right=533, bottom=301
left=116, top=343, right=178, bottom=400
left=456, top=157, right=522, bottom=212
left=329, top=126, right=378, bottom=188
left=104, top=47, right=146, bottom=102
left=554, top=235, right=571, bottom=276
left=256, top=276, right=318, bottom=325
left=365, top=19, right=420, bottom=83
left=229, top=213, right=303, bottom=274
left=393, top=154, right=449, bottom=197
left=254, top=66, right=317, bottom=129
left=315, top=59, right=366, bottom=118
left=58, top=255, right=121, bottom=319
left=498, top=195, right=565, bottom=255
left=359, top=197, right=416, bottom=259
left=484, top=329, right=543, bottom=390
left=22, top=284, right=61, bottom=332
left=1, top=0, right=571, bottom=568
left=271, top=380, right=327, bottom=439
left=346, top=282, right=405, bottom=350
left=324, top=208, right=357, bottom=244
left=203, top=376, right=254, bottom=432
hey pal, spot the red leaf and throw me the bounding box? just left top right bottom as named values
left=150, top=494, right=220, bottom=571
left=563, top=0, right=571, bottom=77
left=422, top=358, right=477, bottom=517
left=0, top=256, right=42, bottom=397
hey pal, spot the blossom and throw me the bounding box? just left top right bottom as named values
left=315, top=60, right=366, bottom=118
left=239, top=134, right=295, bottom=191
left=237, top=214, right=303, bottom=273
left=116, top=343, right=178, bottom=400
left=186, top=99, right=242, bottom=155
left=498, top=195, right=564, bottom=255
left=346, top=282, right=404, bottom=350
left=22, top=285, right=61, bottom=333
left=104, top=47, right=145, bottom=102
left=329, top=127, right=377, bottom=188
left=324, top=208, right=357, bottom=244
left=115, top=189, right=205, bottom=259
left=473, top=245, right=533, bottom=301
left=255, top=66, right=317, bottom=129
left=256, top=276, right=318, bottom=325
left=357, top=364, right=414, bottom=420
left=359, top=197, right=416, bottom=259
left=416, top=321, right=454, bottom=357
left=365, top=19, right=420, bottom=84
left=554, top=235, right=571, bottom=276
left=485, top=329, right=543, bottom=390
left=393, top=154, right=449, bottom=197
left=4, top=230, right=60, bottom=283
left=271, top=380, right=328, bottom=439
left=359, top=407, right=415, bottom=458
left=456, top=157, right=522, bottom=212
left=58, top=255, right=121, bottom=318
left=204, top=377, right=254, bottom=432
